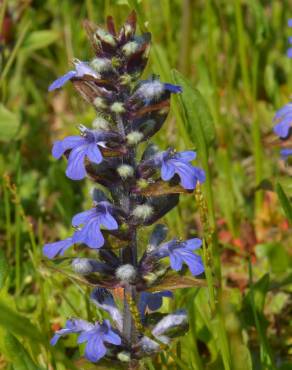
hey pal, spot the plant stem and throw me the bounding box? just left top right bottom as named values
left=0, top=22, right=30, bottom=87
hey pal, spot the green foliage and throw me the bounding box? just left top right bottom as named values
left=172, top=69, right=216, bottom=153
left=276, top=183, right=292, bottom=223
left=0, top=104, right=20, bottom=141
left=0, top=249, right=9, bottom=289
left=4, top=333, right=41, bottom=370
left=0, top=0, right=291, bottom=368
left=0, top=300, right=44, bottom=343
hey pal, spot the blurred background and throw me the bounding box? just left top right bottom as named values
left=0, top=0, right=291, bottom=369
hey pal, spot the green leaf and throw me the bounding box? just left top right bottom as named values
left=0, top=104, right=20, bottom=142
left=256, top=242, right=290, bottom=274
left=0, top=300, right=44, bottom=343
left=252, top=273, right=270, bottom=313
left=4, top=333, right=41, bottom=370
left=171, top=69, right=216, bottom=153
left=242, top=273, right=270, bottom=327
left=276, top=183, right=292, bottom=223
left=22, top=30, right=59, bottom=53
left=0, top=249, right=9, bottom=289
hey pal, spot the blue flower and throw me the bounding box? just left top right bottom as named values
left=51, top=318, right=92, bottom=345
left=49, top=60, right=99, bottom=91
left=273, top=103, right=292, bottom=139
left=280, top=148, right=292, bottom=159
left=138, top=291, right=173, bottom=321
left=155, top=150, right=206, bottom=190
left=43, top=202, right=118, bottom=258
left=72, top=201, right=118, bottom=249
left=78, top=320, right=121, bottom=362
left=43, top=236, right=74, bottom=259
left=52, top=125, right=106, bottom=180
left=153, top=238, right=204, bottom=276
left=51, top=318, right=121, bottom=363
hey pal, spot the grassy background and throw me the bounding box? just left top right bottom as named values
left=0, top=0, right=291, bottom=369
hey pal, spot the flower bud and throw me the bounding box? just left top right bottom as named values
left=95, top=29, right=116, bottom=47
left=126, top=131, right=143, bottom=145
left=93, top=97, right=107, bottom=109
left=110, top=102, right=125, bottom=113
left=122, top=41, right=139, bottom=56
left=92, top=116, right=111, bottom=130
left=117, top=351, right=131, bottom=362
left=71, top=258, right=107, bottom=275
left=115, top=264, right=136, bottom=283
left=117, top=164, right=134, bottom=179
left=132, top=204, right=153, bottom=221
left=90, top=57, right=112, bottom=73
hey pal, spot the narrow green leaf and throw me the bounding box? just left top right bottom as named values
left=276, top=183, right=292, bottom=223
left=171, top=69, right=216, bottom=152
left=0, top=104, right=20, bottom=142
left=22, top=30, right=59, bottom=53
left=0, top=300, right=44, bottom=343
left=4, top=333, right=41, bottom=370
left=0, top=249, right=9, bottom=289
left=252, top=273, right=270, bottom=313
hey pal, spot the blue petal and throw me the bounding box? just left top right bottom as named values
left=161, top=161, right=175, bottom=181
left=289, top=19, right=292, bottom=27
left=273, top=116, right=292, bottom=138
left=67, top=319, right=93, bottom=332
left=103, top=329, right=121, bottom=345
left=86, top=143, right=103, bottom=164
left=280, top=148, right=292, bottom=158
left=169, top=252, right=183, bottom=271
left=173, top=161, right=197, bottom=189
left=50, top=334, right=61, bottom=346
left=72, top=209, right=95, bottom=227
left=154, top=243, right=171, bottom=259
left=184, top=238, right=202, bottom=251
left=99, top=211, right=118, bottom=230
left=73, top=219, right=105, bottom=249
left=175, top=151, right=196, bottom=162
left=163, top=83, right=182, bottom=93
left=62, top=136, right=87, bottom=150
left=66, top=145, right=87, bottom=180
left=193, top=167, right=206, bottom=184
left=52, top=136, right=86, bottom=159
left=49, top=70, right=76, bottom=91
left=52, top=141, right=65, bottom=159
left=43, top=237, right=74, bottom=259
left=287, top=48, right=292, bottom=58
left=85, top=336, right=107, bottom=362
left=183, top=253, right=204, bottom=276
left=50, top=319, right=92, bottom=345
left=75, top=62, right=98, bottom=78
left=273, top=104, right=292, bottom=120
left=77, top=330, right=94, bottom=344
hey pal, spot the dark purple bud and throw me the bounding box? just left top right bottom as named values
left=148, top=224, right=168, bottom=251
left=145, top=195, right=179, bottom=225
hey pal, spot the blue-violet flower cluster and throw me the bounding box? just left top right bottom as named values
left=44, top=11, right=205, bottom=365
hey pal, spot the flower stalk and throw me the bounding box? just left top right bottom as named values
left=44, top=11, right=207, bottom=366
